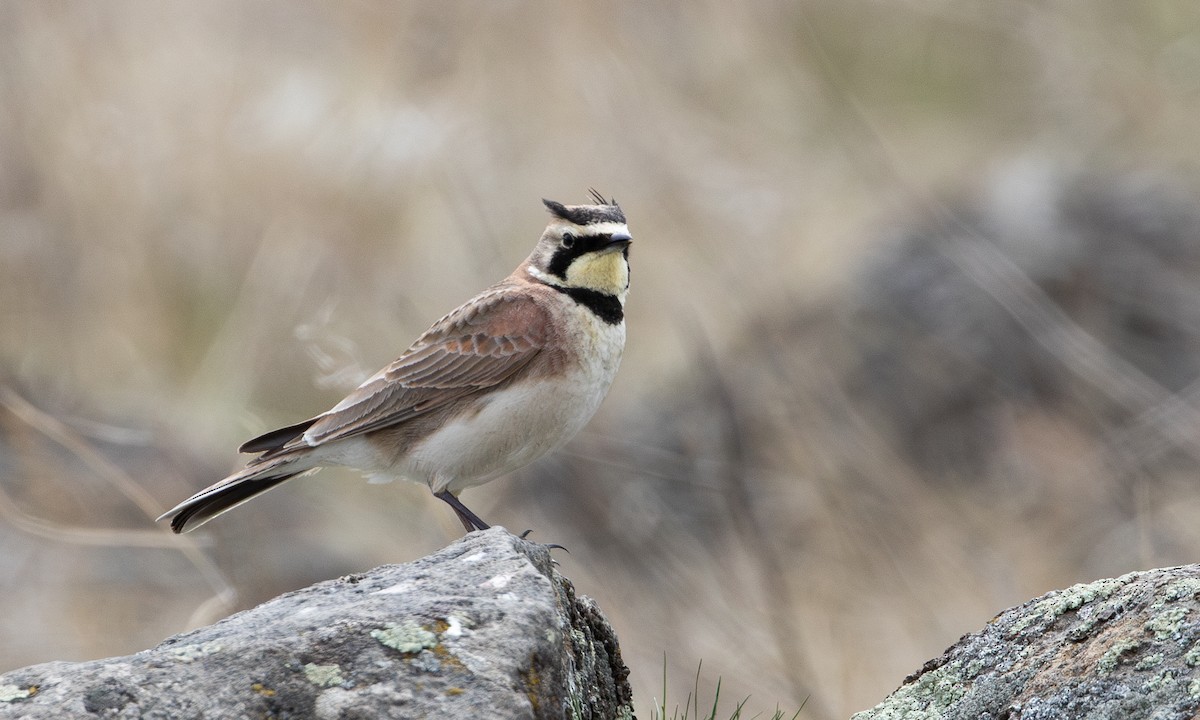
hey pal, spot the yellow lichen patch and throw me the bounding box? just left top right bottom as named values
left=251, top=682, right=276, bottom=697
left=445, top=687, right=465, bottom=696
left=521, top=664, right=543, bottom=713
left=431, top=643, right=465, bottom=670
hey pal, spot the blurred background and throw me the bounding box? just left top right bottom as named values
left=3, top=2, right=1200, bottom=717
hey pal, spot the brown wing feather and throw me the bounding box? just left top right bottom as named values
left=298, top=287, right=549, bottom=446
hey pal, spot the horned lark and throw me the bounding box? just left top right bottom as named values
left=159, top=191, right=631, bottom=534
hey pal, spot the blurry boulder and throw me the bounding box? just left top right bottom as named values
left=847, top=167, right=1200, bottom=481
left=853, top=563, right=1200, bottom=719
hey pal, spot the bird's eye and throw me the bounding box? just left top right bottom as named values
left=561, top=232, right=575, bottom=249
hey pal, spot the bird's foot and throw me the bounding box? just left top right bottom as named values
left=519, top=528, right=569, bottom=553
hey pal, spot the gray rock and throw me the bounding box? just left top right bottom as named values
left=853, top=564, right=1200, bottom=720
left=0, top=528, right=634, bottom=719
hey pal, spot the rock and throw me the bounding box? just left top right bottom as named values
left=853, top=565, right=1200, bottom=720
left=0, top=528, right=634, bottom=719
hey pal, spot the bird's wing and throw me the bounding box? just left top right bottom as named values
left=298, top=287, right=550, bottom=447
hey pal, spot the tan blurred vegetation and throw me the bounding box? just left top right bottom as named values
left=3, top=2, right=1200, bottom=717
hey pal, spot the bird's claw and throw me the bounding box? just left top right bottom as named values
left=518, top=529, right=569, bottom=553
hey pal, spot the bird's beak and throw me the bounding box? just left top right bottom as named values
left=602, top=233, right=632, bottom=253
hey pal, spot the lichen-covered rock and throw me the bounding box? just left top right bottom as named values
left=853, top=565, right=1200, bottom=720
left=0, top=528, right=634, bottom=719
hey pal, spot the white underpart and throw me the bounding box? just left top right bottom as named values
left=420, top=303, right=623, bottom=494
left=315, top=298, right=625, bottom=495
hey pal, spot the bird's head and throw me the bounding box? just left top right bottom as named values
left=526, top=191, right=631, bottom=300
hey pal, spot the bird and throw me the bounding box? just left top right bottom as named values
left=159, top=191, right=631, bottom=534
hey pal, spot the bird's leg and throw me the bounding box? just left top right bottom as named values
left=434, top=490, right=491, bottom=532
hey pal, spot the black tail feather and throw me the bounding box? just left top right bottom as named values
left=238, top=418, right=319, bottom=455
left=168, top=473, right=298, bottom=533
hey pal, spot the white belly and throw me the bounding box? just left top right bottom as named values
left=315, top=300, right=625, bottom=493
left=403, top=314, right=623, bottom=493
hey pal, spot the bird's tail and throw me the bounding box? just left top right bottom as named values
left=157, top=454, right=315, bottom=533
